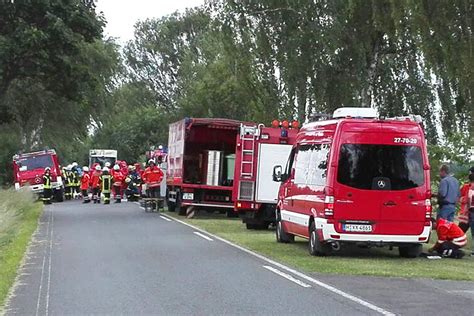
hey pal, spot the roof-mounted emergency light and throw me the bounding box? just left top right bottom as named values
left=332, top=107, right=378, bottom=119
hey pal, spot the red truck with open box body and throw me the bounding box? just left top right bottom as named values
left=166, top=118, right=242, bottom=215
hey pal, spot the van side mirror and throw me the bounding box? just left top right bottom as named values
left=273, top=165, right=283, bottom=182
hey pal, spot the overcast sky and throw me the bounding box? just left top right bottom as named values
left=96, top=0, right=204, bottom=44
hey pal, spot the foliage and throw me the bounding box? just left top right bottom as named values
left=0, top=0, right=120, bottom=184
left=0, top=189, right=42, bottom=308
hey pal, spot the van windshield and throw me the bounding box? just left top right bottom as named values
left=16, top=155, right=54, bottom=171
left=337, top=144, right=424, bottom=190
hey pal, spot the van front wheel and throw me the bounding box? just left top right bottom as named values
left=309, top=222, right=331, bottom=256
left=399, top=244, right=422, bottom=258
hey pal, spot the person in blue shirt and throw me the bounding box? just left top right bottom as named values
left=437, top=164, right=460, bottom=222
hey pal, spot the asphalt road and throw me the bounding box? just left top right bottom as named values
left=4, top=201, right=473, bottom=315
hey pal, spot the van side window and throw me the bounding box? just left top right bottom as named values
left=307, top=144, right=330, bottom=186
left=293, top=144, right=330, bottom=185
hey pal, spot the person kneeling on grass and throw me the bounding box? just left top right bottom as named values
left=428, top=218, right=467, bottom=259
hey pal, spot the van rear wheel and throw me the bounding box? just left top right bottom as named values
left=309, top=222, right=331, bottom=256
left=276, top=219, right=294, bottom=243
left=399, top=244, right=422, bottom=258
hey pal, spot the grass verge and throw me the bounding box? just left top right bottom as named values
left=0, top=189, right=42, bottom=309
left=165, top=211, right=473, bottom=281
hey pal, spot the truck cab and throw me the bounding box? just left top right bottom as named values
left=13, top=149, right=64, bottom=201
left=273, top=108, right=431, bottom=258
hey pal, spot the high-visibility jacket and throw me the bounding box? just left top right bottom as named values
left=436, top=218, right=467, bottom=247
left=72, top=170, right=80, bottom=186
left=43, top=174, right=52, bottom=189
left=91, top=171, right=102, bottom=188
left=66, top=171, right=75, bottom=187
left=100, top=174, right=112, bottom=193
left=111, top=170, right=125, bottom=187
left=80, top=173, right=91, bottom=190
left=142, top=166, right=164, bottom=188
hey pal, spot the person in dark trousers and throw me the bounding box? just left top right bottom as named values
left=81, top=166, right=91, bottom=203
left=100, top=167, right=113, bottom=205
left=437, top=164, right=460, bottom=222
left=64, top=165, right=73, bottom=200
left=42, top=167, right=53, bottom=204
left=91, top=165, right=102, bottom=204
left=111, top=164, right=125, bottom=203
left=142, top=159, right=164, bottom=199
left=429, top=218, right=467, bottom=259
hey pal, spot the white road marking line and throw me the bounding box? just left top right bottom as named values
left=35, top=209, right=52, bottom=316
left=193, top=231, right=213, bottom=241
left=162, top=214, right=394, bottom=316
left=45, top=209, right=54, bottom=316
left=263, top=265, right=311, bottom=288
left=160, top=216, right=172, bottom=222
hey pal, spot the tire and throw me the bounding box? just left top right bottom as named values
left=226, top=209, right=238, bottom=218
left=399, top=244, right=422, bottom=258
left=309, top=222, right=330, bottom=256
left=54, top=188, right=64, bottom=202
left=176, top=193, right=186, bottom=216
left=276, top=219, right=294, bottom=243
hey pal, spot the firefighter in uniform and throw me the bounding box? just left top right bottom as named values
left=64, top=164, right=73, bottom=200
left=91, top=165, right=102, bottom=203
left=111, top=164, right=125, bottom=203
left=42, top=167, right=53, bottom=204
left=125, top=165, right=141, bottom=202
left=429, top=218, right=467, bottom=258
left=100, top=167, right=113, bottom=205
left=71, top=162, right=80, bottom=198
left=81, top=166, right=91, bottom=203
left=142, top=159, right=164, bottom=199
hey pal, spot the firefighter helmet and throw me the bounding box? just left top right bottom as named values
left=66, top=164, right=72, bottom=171
left=113, top=164, right=120, bottom=171
left=83, top=166, right=89, bottom=172
left=44, top=167, right=51, bottom=172
left=103, top=167, right=109, bottom=172
left=72, top=162, right=78, bottom=167
left=95, top=165, right=101, bottom=171
left=105, top=162, right=111, bottom=168
left=148, top=159, right=155, bottom=165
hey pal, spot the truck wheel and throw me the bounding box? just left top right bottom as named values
left=176, top=194, right=186, bottom=216
left=226, top=209, right=238, bottom=218
left=309, top=222, right=330, bottom=256
left=399, top=244, right=422, bottom=258
left=276, top=219, right=294, bottom=243
left=166, top=189, right=175, bottom=212
left=54, top=188, right=64, bottom=202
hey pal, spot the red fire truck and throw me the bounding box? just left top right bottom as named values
left=166, top=118, right=242, bottom=216
left=12, top=149, right=64, bottom=201
left=233, top=121, right=299, bottom=229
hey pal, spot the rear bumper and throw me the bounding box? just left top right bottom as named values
left=315, top=218, right=431, bottom=244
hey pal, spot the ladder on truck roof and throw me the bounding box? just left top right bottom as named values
left=239, top=125, right=259, bottom=179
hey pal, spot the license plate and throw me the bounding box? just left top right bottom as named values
left=343, top=224, right=372, bottom=232
left=182, top=193, right=194, bottom=200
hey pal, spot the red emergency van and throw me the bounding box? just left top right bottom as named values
left=272, top=108, right=432, bottom=257
left=166, top=118, right=243, bottom=216
left=233, top=121, right=299, bottom=229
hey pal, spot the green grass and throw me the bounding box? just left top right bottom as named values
left=0, top=189, right=42, bottom=309
left=165, top=211, right=474, bottom=281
